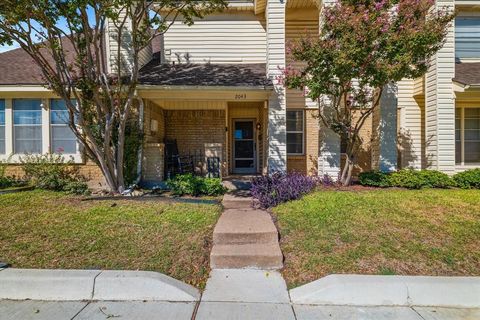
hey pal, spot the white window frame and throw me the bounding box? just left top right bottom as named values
left=0, top=97, right=83, bottom=163
left=49, top=99, right=80, bottom=156
left=286, top=109, right=305, bottom=156
left=13, top=98, right=44, bottom=155
left=456, top=106, right=480, bottom=166
left=455, top=15, right=480, bottom=62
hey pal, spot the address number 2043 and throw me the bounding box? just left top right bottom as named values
left=235, top=93, right=247, bottom=100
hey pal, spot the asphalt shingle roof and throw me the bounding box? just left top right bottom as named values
left=453, top=62, right=480, bottom=86
left=0, top=36, right=271, bottom=89
left=138, top=62, right=272, bottom=88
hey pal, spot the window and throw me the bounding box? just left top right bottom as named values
left=13, top=99, right=42, bottom=154
left=286, top=110, right=304, bottom=155
left=455, top=17, right=480, bottom=60
left=0, top=100, right=5, bottom=154
left=456, top=107, right=480, bottom=164
left=50, top=99, right=77, bottom=154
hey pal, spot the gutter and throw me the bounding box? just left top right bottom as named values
left=452, top=80, right=480, bottom=92
left=136, top=84, right=274, bottom=91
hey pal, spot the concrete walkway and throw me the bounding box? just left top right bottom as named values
left=210, top=193, right=283, bottom=269
left=1, top=268, right=480, bottom=319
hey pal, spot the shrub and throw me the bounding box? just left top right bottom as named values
left=453, top=169, right=480, bottom=189
left=0, top=156, right=28, bottom=189
left=166, top=174, right=226, bottom=196
left=418, top=170, right=453, bottom=188
left=251, top=172, right=319, bottom=209
left=200, top=178, right=227, bottom=196
left=63, top=180, right=90, bottom=195
left=358, top=171, right=391, bottom=187
left=20, top=154, right=89, bottom=195
left=0, top=176, right=26, bottom=189
left=359, top=169, right=453, bottom=189
left=388, top=169, right=428, bottom=189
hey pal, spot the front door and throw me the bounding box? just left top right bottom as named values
left=233, top=120, right=256, bottom=174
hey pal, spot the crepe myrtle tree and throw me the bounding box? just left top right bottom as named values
left=282, top=0, right=454, bottom=185
left=0, top=0, right=226, bottom=193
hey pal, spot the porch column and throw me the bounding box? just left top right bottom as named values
left=266, top=0, right=287, bottom=174
left=372, top=83, right=398, bottom=172
left=425, top=0, right=456, bottom=174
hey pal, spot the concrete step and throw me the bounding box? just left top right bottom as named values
left=222, top=194, right=252, bottom=210
left=213, top=210, right=278, bottom=245
left=210, top=243, right=283, bottom=269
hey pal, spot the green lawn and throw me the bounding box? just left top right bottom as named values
left=273, top=189, right=480, bottom=288
left=0, top=190, right=221, bottom=288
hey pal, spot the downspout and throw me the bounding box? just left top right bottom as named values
left=135, top=95, right=145, bottom=185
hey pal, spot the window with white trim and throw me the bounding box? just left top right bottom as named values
left=455, top=17, right=480, bottom=60
left=456, top=107, right=480, bottom=164
left=13, top=99, right=42, bottom=154
left=286, top=110, right=304, bottom=155
left=50, top=99, right=77, bottom=154
left=0, top=100, right=5, bottom=154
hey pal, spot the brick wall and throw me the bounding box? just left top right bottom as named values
left=144, top=101, right=165, bottom=143
left=165, top=110, right=226, bottom=175
left=287, top=109, right=319, bottom=175
left=5, top=160, right=106, bottom=189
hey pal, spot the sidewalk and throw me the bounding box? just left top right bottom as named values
left=1, top=268, right=479, bottom=320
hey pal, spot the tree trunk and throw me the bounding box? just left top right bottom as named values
left=340, top=153, right=354, bottom=186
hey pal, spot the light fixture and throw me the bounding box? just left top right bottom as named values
left=256, top=122, right=262, bottom=130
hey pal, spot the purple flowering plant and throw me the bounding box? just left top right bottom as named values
left=251, top=172, right=333, bottom=209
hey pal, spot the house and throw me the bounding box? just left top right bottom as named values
left=398, top=2, right=480, bottom=174
left=0, top=0, right=478, bottom=188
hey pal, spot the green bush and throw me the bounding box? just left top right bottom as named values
left=359, top=169, right=453, bottom=189
left=0, top=156, right=28, bottom=189
left=0, top=176, right=26, bottom=189
left=167, top=174, right=226, bottom=196
left=389, top=170, right=427, bottom=189
left=418, top=170, right=453, bottom=188
left=453, top=169, right=480, bottom=189
left=63, top=180, right=91, bottom=195
left=20, top=154, right=89, bottom=195
left=358, top=171, right=391, bottom=187
left=201, top=178, right=227, bottom=196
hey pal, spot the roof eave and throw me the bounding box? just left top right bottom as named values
left=136, top=84, right=274, bottom=91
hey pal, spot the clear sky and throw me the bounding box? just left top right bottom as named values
left=0, top=43, right=20, bottom=53
left=0, top=7, right=96, bottom=53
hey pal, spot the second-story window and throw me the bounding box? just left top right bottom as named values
left=13, top=99, right=42, bottom=154
left=455, top=17, right=480, bottom=60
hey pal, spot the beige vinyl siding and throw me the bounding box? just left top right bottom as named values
left=106, top=11, right=152, bottom=73
left=285, top=13, right=319, bottom=110
left=398, top=79, right=424, bottom=169
left=266, top=0, right=287, bottom=173
left=163, top=12, right=267, bottom=64
left=425, top=0, right=456, bottom=173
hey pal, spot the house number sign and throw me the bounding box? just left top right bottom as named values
left=235, top=93, right=247, bottom=100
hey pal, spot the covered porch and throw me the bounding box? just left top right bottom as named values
left=138, top=87, right=271, bottom=186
